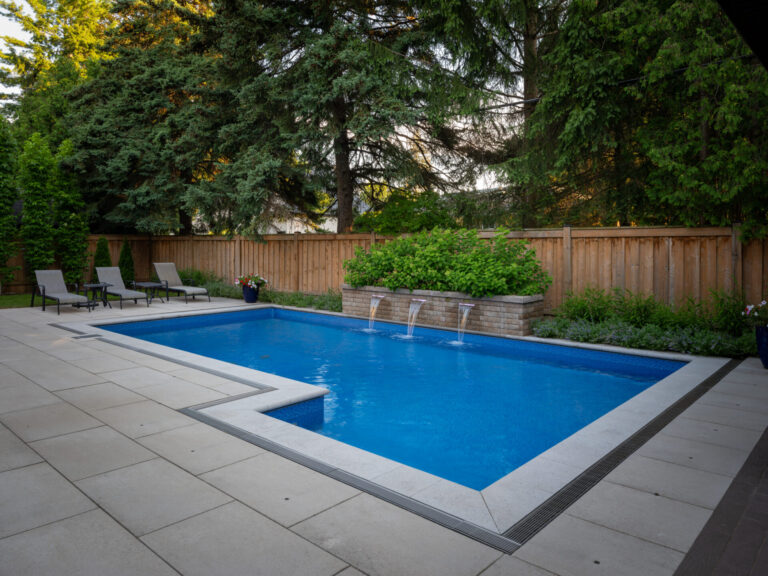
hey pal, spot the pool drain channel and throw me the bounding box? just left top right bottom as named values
left=502, top=358, right=740, bottom=545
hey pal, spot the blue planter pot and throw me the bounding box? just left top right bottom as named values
left=757, top=326, right=768, bottom=369
left=242, top=285, right=260, bottom=303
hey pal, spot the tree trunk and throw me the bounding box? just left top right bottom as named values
left=332, top=99, right=354, bottom=233
left=178, top=208, right=193, bottom=235
left=522, top=3, right=539, bottom=121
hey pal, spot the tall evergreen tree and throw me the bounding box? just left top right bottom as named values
left=1, top=0, right=113, bottom=99
left=503, top=0, right=768, bottom=236
left=53, top=139, right=89, bottom=283
left=67, top=0, right=216, bottom=234
left=19, top=133, right=56, bottom=274
left=0, top=118, right=19, bottom=292
left=203, top=0, right=484, bottom=232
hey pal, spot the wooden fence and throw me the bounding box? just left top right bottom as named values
left=5, top=227, right=767, bottom=312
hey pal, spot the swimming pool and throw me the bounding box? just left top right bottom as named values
left=102, top=308, right=683, bottom=490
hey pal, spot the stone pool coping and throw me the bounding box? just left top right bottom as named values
left=64, top=304, right=729, bottom=542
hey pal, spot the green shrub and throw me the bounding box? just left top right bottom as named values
left=259, top=289, right=343, bottom=312
left=556, top=287, right=614, bottom=323
left=708, top=290, right=747, bottom=335
left=93, top=237, right=112, bottom=269
left=534, top=287, right=758, bottom=358
left=118, top=240, right=135, bottom=285
left=177, top=267, right=219, bottom=287
left=344, top=228, right=551, bottom=297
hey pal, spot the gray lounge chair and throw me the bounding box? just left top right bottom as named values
left=32, top=270, right=90, bottom=314
left=96, top=267, right=150, bottom=309
left=153, top=262, right=210, bottom=303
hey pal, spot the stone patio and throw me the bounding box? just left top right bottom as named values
left=1, top=299, right=766, bottom=575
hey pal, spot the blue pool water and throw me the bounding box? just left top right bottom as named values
left=103, top=309, right=684, bottom=490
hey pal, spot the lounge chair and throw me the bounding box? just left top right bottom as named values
left=32, top=270, right=90, bottom=314
left=153, top=262, right=210, bottom=303
left=96, top=267, right=150, bottom=309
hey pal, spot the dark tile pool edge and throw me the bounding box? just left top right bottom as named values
left=503, top=357, right=741, bottom=545
left=180, top=406, right=520, bottom=555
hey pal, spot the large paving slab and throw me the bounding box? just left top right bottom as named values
left=293, top=493, right=502, bottom=576
left=481, top=555, right=558, bottom=575
left=30, top=425, right=156, bottom=481
left=2, top=354, right=105, bottom=391
left=0, top=462, right=95, bottom=538
left=0, top=424, right=43, bottom=472
left=566, top=481, right=712, bottom=552
left=605, top=454, right=732, bottom=510
left=55, top=382, right=146, bottom=413
left=91, top=399, right=196, bottom=438
left=141, top=501, right=347, bottom=576
left=660, top=416, right=764, bottom=451
left=638, top=433, right=752, bottom=477
left=76, top=458, right=232, bottom=536
left=0, top=509, right=177, bottom=576
left=200, top=451, right=360, bottom=527
left=514, top=513, right=685, bottom=576
left=0, top=379, right=60, bottom=415
left=0, top=401, right=102, bottom=442
left=138, top=421, right=264, bottom=475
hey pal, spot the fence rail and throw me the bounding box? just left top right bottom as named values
left=5, top=227, right=767, bottom=312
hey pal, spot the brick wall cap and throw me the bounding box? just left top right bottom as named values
left=342, top=285, right=543, bottom=304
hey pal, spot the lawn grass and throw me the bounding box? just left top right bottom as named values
left=0, top=293, right=33, bottom=309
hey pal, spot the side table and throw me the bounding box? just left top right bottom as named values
left=80, top=282, right=111, bottom=309
left=134, top=281, right=165, bottom=303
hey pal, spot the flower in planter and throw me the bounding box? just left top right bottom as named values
left=235, top=274, right=268, bottom=289
left=743, top=301, right=767, bottom=327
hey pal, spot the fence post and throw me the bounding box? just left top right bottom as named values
left=562, top=226, right=572, bottom=295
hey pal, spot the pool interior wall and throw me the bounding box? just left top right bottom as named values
left=102, top=308, right=684, bottom=490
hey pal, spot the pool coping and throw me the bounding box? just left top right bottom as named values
left=62, top=305, right=731, bottom=551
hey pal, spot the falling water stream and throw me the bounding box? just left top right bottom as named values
left=407, top=299, right=426, bottom=337
left=457, top=302, right=475, bottom=343
left=368, top=294, right=385, bottom=330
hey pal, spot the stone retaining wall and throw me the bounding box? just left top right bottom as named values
left=342, top=285, right=545, bottom=337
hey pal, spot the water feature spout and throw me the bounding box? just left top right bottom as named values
left=407, top=299, right=426, bottom=337
left=457, top=303, right=475, bottom=343
left=368, top=294, right=386, bottom=330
